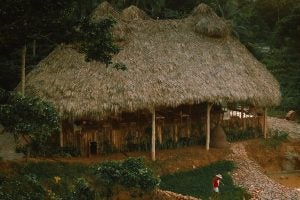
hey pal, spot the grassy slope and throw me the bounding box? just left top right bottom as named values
left=160, top=160, right=250, bottom=200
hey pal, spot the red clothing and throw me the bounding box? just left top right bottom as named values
left=213, top=177, right=220, bottom=188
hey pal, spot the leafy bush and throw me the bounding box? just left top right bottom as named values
left=71, top=177, right=94, bottom=200
left=263, top=130, right=288, bottom=149
left=0, top=162, right=92, bottom=200
left=0, top=174, right=46, bottom=200
left=94, top=157, right=160, bottom=191
left=0, top=88, right=59, bottom=155
left=160, top=160, right=250, bottom=200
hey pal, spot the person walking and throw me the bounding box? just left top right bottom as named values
left=212, top=174, right=223, bottom=199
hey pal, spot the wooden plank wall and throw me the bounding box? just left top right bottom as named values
left=61, top=105, right=263, bottom=156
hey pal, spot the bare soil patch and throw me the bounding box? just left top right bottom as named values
left=24, top=145, right=230, bottom=175
left=245, top=138, right=300, bottom=188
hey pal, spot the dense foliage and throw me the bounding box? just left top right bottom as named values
left=0, top=157, right=159, bottom=199
left=0, top=88, right=59, bottom=151
left=76, top=17, right=126, bottom=70
left=160, top=160, right=250, bottom=200
left=94, top=157, right=160, bottom=192
left=0, top=173, right=46, bottom=200
left=0, top=0, right=79, bottom=89
left=0, top=162, right=91, bottom=200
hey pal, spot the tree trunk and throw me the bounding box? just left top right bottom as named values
left=151, top=108, right=156, bottom=161
left=21, top=45, right=27, bottom=97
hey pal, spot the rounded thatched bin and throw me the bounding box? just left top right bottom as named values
left=210, top=125, right=229, bottom=148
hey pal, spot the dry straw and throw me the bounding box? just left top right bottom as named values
left=24, top=1, right=281, bottom=120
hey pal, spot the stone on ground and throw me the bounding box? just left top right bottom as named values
left=286, top=110, right=296, bottom=121
left=0, top=132, right=24, bottom=160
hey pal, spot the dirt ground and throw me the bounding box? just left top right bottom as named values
left=245, top=138, right=300, bottom=188
left=269, top=174, right=300, bottom=188
left=245, top=139, right=300, bottom=172
left=25, top=145, right=230, bottom=175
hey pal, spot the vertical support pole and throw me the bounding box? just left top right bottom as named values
left=206, top=103, right=213, bottom=151
left=151, top=108, right=156, bottom=161
left=263, top=108, right=268, bottom=139
left=241, top=105, right=246, bottom=131
left=59, top=121, right=63, bottom=147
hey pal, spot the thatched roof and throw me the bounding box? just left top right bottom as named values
left=24, top=2, right=281, bottom=120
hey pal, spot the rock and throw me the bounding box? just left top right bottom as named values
left=286, top=110, right=296, bottom=121
left=280, top=176, right=287, bottom=179
left=0, top=123, right=4, bottom=134
left=0, top=132, right=24, bottom=160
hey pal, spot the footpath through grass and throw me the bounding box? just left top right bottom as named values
left=160, top=160, right=250, bottom=200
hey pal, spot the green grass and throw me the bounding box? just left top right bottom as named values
left=160, top=160, right=250, bottom=200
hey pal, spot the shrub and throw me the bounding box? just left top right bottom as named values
left=0, top=89, right=59, bottom=156
left=71, top=177, right=94, bottom=200
left=0, top=174, right=46, bottom=200
left=94, top=157, right=160, bottom=192
left=263, top=130, right=288, bottom=149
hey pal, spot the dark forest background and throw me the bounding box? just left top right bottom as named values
left=1, top=0, right=299, bottom=113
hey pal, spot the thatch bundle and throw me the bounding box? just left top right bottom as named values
left=91, top=1, right=120, bottom=22
left=192, top=4, right=229, bottom=38
left=24, top=2, right=281, bottom=120
left=192, top=3, right=216, bottom=17
left=121, top=5, right=150, bottom=21
left=195, top=17, right=229, bottom=38
left=210, top=125, right=229, bottom=148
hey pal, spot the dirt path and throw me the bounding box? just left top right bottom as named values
left=268, top=117, right=300, bottom=140
left=228, top=142, right=300, bottom=200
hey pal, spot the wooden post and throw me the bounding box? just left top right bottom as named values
left=241, top=105, right=246, bottom=130
left=263, top=108, right=268, bottom=139
left=21, top=45, right=27, bottom=96
left=151, top=108, right=156, bottom=161
left=59, top=121, right=63, bottom=147
left=206, top=103, right=213, bottom=151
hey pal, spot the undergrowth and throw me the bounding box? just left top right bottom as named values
left=262, top=130, right=288, bottom=149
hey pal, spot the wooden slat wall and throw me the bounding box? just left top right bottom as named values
left=61, top=105, right=263, bottom=156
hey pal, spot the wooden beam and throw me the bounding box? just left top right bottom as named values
left=206, top=103, right=213, bottom=151
left=263, top=108, right=268, bottom=139
left=151, top=108, right=156, bottom=161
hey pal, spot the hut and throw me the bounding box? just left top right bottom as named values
left=24, top=2, right=281, bottom=159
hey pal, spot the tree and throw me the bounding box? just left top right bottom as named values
left=0, top=0, right=80, bottom=91
left=75, top=16, right=125, bottom=69
left=0, top=88, right=59, bottom=155
left=263, top=5, right=300, bottom=111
